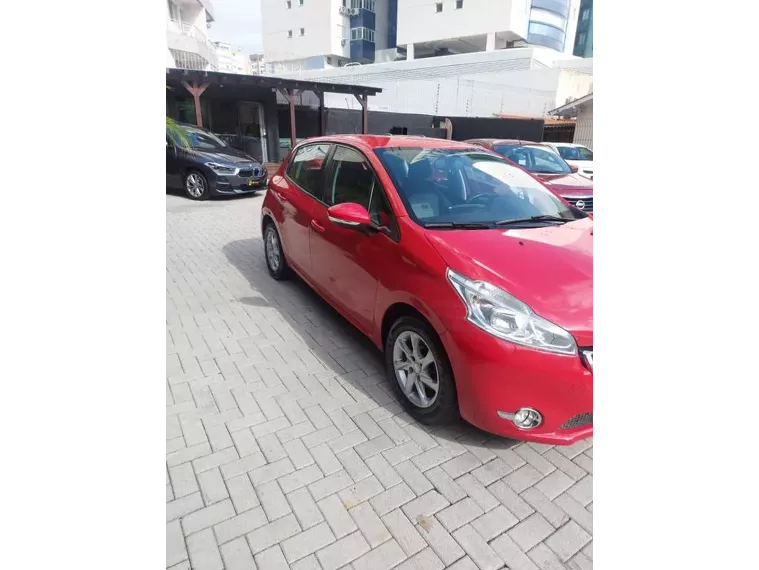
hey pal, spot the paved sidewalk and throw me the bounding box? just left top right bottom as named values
left=166, top=194, right=593, bottom=570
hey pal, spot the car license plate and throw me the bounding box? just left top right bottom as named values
left=248, top=179, right=260, bottom=187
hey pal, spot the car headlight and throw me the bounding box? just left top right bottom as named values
left=204, top=162, right=236, bottom=174
left=447, top=269, right=577, bottom=355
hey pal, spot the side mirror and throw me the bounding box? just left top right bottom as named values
left=327, top=202, right=372, bottom=229
left=569, top=164, right=579, bottom=173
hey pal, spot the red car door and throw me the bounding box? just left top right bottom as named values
left=274, top=143, right=331, bottom=276
left=309, top=145, right=399, bottom=335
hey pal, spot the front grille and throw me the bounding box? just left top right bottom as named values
left=238, top=169, right=252, bottom=177
left=559, top=412, right=593, bottom=430
left=565, top=196, right=593, bottom=212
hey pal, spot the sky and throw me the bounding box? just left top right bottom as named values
left=207, top=0, right=264, bottom=55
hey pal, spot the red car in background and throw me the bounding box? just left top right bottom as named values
left=261, top=136, right=592, bottom=444
left=466, top=139, right=593, bottom=214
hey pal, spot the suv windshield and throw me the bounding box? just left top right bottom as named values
left=374, top=147, right=586, bottom=227
left=557, top=146, right=593, bottom=161
left=494, top=144, right=571, bottom=174
left=172, top=125, right=228, bottom=150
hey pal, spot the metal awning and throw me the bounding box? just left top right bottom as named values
left=166, top=68, right=382, bottom=145
left=548, top=92, right=593, bottom=118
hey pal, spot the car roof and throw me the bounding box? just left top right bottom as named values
left=465, top=138, right=542, bottom=146
left=301, top=135, right=481, bottom=152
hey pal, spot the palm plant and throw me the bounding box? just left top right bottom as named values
left=166, top=86, right=190, bottom=148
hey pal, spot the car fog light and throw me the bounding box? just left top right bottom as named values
left=513, top=408, right=542, bottom=429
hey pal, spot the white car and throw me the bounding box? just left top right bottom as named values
left=543, top=143, right=593, bottom=180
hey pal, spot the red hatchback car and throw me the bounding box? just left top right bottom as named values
left=466, top=139, right=593, bottom=214
left=261, top=136, right=592, bottom=444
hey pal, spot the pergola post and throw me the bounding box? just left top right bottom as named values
left=181, top=81, right=209, bottom=127
left=316, top=92, right=326, bottom=136
left=278, top=88, right=299, bottom=149
left=354, top=93, right=369, bottom=134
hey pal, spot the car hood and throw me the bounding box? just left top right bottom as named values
left=534, top=173, right=593, bottom=196
left=190, top=147, right=261, bottom=166
left=565, top=159, right=593, bottom=170
left=425, top=219, right=593, bottom=337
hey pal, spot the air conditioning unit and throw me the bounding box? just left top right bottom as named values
left=349, top=8, right=358, bottom=15
left=341, top=39, right=346, bottom=46
left=338, top=6, right=349, bottom=15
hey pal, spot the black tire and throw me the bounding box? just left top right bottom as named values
left=385, top=316, right=459, bottom=426
left=184, top=170, right=210, bottom=200
left=263, top=221, right=291, bottom=280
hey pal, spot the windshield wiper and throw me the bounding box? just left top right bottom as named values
left=494, top=215, right=571, bottom=226
left=423, top=222, right=493, bottom=229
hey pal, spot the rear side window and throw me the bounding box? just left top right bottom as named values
left=286, top=143, right=331, bottom=198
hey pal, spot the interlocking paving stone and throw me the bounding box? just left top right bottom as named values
left=165, top=195, right=592, bottom=569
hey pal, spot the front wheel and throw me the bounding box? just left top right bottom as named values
left=263, top=223, right=291, bottom=280
left=385, top=316, right=459, bottom=426
left=185, top=170, right=210, bottom=200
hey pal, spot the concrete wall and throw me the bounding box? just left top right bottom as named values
left=263, top=0, right=343, bottom=63
left=276, top=48, right=592, bottom=118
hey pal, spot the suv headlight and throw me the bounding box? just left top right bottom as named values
left=204, top=162, right=236, bottom=174
left=447, top=269, right=577, bottom=355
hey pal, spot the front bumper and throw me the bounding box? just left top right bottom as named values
left=212, top=172, right=268, bottom=195
left=441, top=325, right=593, bottom=445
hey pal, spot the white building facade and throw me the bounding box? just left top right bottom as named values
left=262, top=0, right=580, bottom=72
left=213, top=42, right=248, bottom=74
left=166, top=0, right=218, bottom=71
left=399, top=0, right=580, bottom=60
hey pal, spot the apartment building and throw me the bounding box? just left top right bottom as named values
left=263, top=0, right=580, bottom=72
left=166, top=0, right=218, bottom=71
left=261, top=0, right=397, bottom=73
left=249, top=53, right=268, bottom=75
left=398, top=0, right=580, bottom=60
left=213, top=42, right=248, bottom=74
left=572, top=0, right=593, bottom=58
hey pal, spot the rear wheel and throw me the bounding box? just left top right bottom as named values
left=263, top=222, right=291, bottom=280
left=385, top=316, right=458, bottom=425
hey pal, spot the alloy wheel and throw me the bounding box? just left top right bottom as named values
left=186, top=173, right=205, bottom=198
left=265, top=226, right=281, bottom=272
left=392, top=331, right=440, bottom=408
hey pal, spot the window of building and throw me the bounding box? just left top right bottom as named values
left=352, top=0, right=375, bottom=11
left=326, top=56, right=333, bottom=65
left=435, top=2, right=443, bottom=13
left=287, top=30, right=293, bottom=38
left=576, top=32, right=586, bottom=45
left=581, top=8, right=590, bottom=21
left=167, top=0, right=181, bottom=21
left=300, top=27, right=305, bottom=36
left=350, top=27, right=375, bottom=42
left=286, top=144, right=331, bottom=198
left=299, top=0, right=304, bottom=6
left=286, top=0, right=291, bottom=8
left=456, top=0, right=464, bottom=8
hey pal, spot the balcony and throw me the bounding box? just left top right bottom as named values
left=167, top=19, right=218, bottom=71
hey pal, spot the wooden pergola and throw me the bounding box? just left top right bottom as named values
left=166, top=68, right=382, bottom=148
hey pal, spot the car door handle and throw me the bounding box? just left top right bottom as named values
left=275, top=191, right=288, bottom=202
left=311, top=220, right=325, bottom=233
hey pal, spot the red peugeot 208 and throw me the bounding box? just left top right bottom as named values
left=261, top=136, right=592, bottom=444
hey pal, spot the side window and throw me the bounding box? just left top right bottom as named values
left=286, top=143, right=330, bottom=198
left=328, top=146, right=393, bottom=226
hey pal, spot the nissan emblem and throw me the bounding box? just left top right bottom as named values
left=575, top=200, right=586, bottom=210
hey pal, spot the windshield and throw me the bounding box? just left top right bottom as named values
left=494, top=145, right=571, bottom=174
left=557, top=145, right=593, bottom=161
left=374, top=147, right=586, bottom=227
left=172, top=125, right=228, bottom=150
